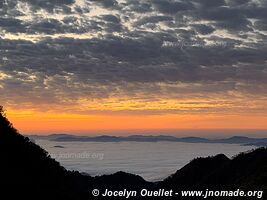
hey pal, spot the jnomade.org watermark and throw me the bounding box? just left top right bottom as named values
left=50, top=152, right=104, bottom=160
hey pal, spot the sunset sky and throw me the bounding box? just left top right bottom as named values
left=1, top=0, right=267, bottom=136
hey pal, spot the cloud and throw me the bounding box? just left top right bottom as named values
left=121, top=0, right=152, bottom=13
left=193, top=0, right=226, bottom=8
left=1, top=35, right=266, bottom=85
left=0, top=0, right=267, bottom=114
left=254, top=20, right=267, bottom=30
left=151, top=0, right=194, bottom=14
left=25, top=0, right=75, bottom=13
left=134, top=15, right=173, bottom=27
left=88, top=0, right=118, bottom=8
left=191, top=24, right=215, bottom=35
left=0, top=17, right=26, bottom=33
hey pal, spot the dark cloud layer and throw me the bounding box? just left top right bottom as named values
left=0, top=0, right=267, bottom=109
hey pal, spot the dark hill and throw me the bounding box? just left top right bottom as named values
left=159, top=154, right=231, bottom=189
left=0, top=106, right=152, bottom=199
left=159, top=149, right=267, bottom=190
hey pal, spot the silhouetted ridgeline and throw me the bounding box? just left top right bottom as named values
left=0, top=106, right=266, bottom=199
left=29, top=134, right=267, bottom=146
left=0, top=107, right=152, bottom=199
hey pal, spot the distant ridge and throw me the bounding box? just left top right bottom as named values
left=29, top=134, right=267, bottom=146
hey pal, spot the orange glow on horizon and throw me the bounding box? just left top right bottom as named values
left=6, top=109, right=267, bottom=135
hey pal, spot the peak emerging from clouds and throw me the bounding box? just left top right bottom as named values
left=0, top=0, right=267, bottom=115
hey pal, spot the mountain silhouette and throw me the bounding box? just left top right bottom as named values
left=0, top=106, right=266, bottom=199
left=159, top=154, right=231, bottom=189
left=159, top=149, right=267, bottom=189
left=31, top=134, right=267, bottom=146
left=0, top=106, right=152, bottom=199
